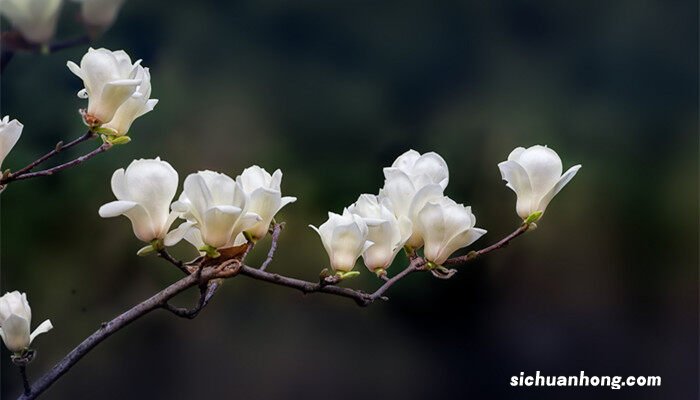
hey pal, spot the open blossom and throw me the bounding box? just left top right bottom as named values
left=0, top=0, right=62, bottom=43
left=414, top=197, right=487, bottom=265
left=100, top=66, right=158, bottom=136
left=0, top=291, right=53, bottom=353
left=310, top=209, right=373, bottom=272
left=498, top=145, right=581, bottom=220
left=73, top=0, right=125, bottom=30
left=236, top=166, right=296, bottom=241
left=98, top=158, right=179, bottom=242
left=348, top=194, right=410, bottom=273
left=0, top=116, right=23, bottom=169
left=67, top=48, right=143, bottom=125
left=166, top=171, right=261, bottom=250
left=379, top=150, right=449, bottom=249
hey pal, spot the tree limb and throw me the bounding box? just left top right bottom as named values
left=157, top=249, right=189, bottom=276
left=1, top=131, right=97, bottom=184
left=442, top=224, right=530, bottom=266
left=2, top=141, right=112, bottom=185
left=16, top=224, right=528, bottom=399
left=259, top=222, right=284, bottom=271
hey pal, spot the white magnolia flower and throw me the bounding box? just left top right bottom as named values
left=389, top=149, right=449, bottom=189
left=0, top=0, right=62, bottom=43
left=73, top=0, right=125, bottom=30
left=309, top=209, right=372, bottom=272
left=498, top=145, right=582, bottom=220
left=98, top=158, right=179, bottom=243
left=378, top=149, right=450, bottom=249
left=67, top=48, right=143, bottom=125
left=414, top=197, right=487, bottom=265
left=100, top=65, right=158, bottom=136
left=348, top=194, right=410, bottom=273
left=235, top=166, right=296, bottom=241
left=0, top=116, right=23, bottom=169
left=166, top=171, right=261, bottom=250
left=0, top=291, right=53, bottom=353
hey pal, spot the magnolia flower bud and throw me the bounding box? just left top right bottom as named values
left=498, top=145, right=581, bottom=220
left=0, top=0, right=62, bottom=43
left=235, top=166, right=296, bottom=241
left=100, top=65, right=158, bottom=136
left=99, top=158, right=179, bottom=243
left=73, top=0, right=125, bottom=31
left=0, top=291, right=53, bottom=353
left=414, top=197, right=487, bottom=265
left=309, top=209, right=373, bottom=272
left=0, top=116, right=22, bottom=170
left=166, top=171, right=261, bottom=250
left=348, top=194, right=410, bottom=273
left=67, top=48, right=143, bottom=125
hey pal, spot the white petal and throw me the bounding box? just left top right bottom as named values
left=98, top=200, right=138, bottom=218
left=517, top=145, right=563, bottom=195
left=164, top=221, right=195, bottom=246
left=0, top=314, right=30, bottom=351
left=536, top=164, right=582, bottom=214
left=29, top=319, right=53, bottom=344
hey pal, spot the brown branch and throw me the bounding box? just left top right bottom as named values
left=161, top=281, right=220, bottom=319
left=17, top=265, right=226, bottom=400
left=3, top=141, right=112, bottom=185
left=238, top=265, right=379, bottom=306
left=18, top=367, right=30, bottom=395
left=442, top=224, right=530, bottom=266
left=157, top=249, right=189, bottom=276
left=17, top=224, right=529, bottom=399
left=2, top=131, right=97, bottom=183
left=259, top=223, right=284, bottom=271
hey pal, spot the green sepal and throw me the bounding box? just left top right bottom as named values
left=102, top=134, right=131, bottom=145
left=137, top=245, right=156, bottom=257
left=403, top=245, right=415, bottom=257
left=523, top=211, right=543, bottom=224
left=335, top=271, right=360, bottom=280
left=198, top=245, right=221, bottom=258
left=243, top=231, right=256, bottom=244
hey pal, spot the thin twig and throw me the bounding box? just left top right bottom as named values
left=5, top=142, right=112, bottom=183
left=260, top=223, right=284, bottom=271
left=3, top=131, right=96, bottom=183
left=442, top=224, right=530, bottom=266
left=239, top=265, right=380, bottom=306
left=19, top=366, right=30, bottom=396
left=157, top=249, right=189, bottom=276
left=161, top=281, right=220, bottom=319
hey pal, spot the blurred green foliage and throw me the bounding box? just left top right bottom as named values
left=1, top=1, right=697, bottom=399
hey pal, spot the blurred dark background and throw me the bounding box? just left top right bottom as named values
left=1, top=0, right=697, bottom=399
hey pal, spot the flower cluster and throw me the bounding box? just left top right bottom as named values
left=310, top=150, right=487, bottom=277
left=310, top=147, right=581, bottom=277
left=0, top=0, right=126, bottom=44
left=98, top=159, right=296, bottom=256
